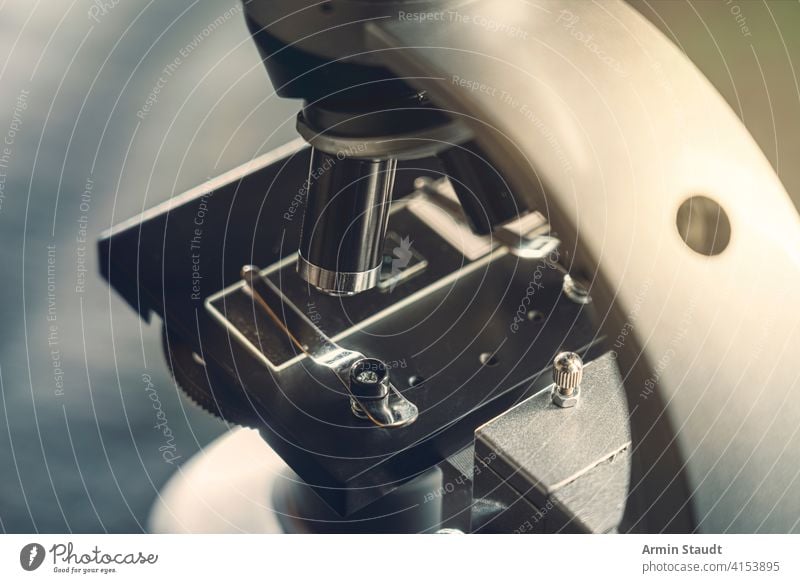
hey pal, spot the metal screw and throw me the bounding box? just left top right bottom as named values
left=562, top=274, right=592, bottom=305
left=552, top=351, right=583, bottom=408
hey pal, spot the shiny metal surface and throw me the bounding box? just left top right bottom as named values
left=241, top=265, right=418, bottom=428
left=297, top=255, right=382, bottom=296
left=205, top=201, right=479, bottom=373
left=494, top=230, right=561, bottom=261
left=551, top=386, right=579, bottom=409
left=551, top=351, right=583, bottom=408
left=368, top=0, right=800, bottom=532
left=553, top=351, right=584, bottom=397
left=414, top=175, right=561, bottom=259
left=297, top=150, right=396, bottom=295
left=561, top=274, right=592, bottom=305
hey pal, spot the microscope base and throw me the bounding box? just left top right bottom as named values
left=149, top=427, right=446, bottom=534
left=148, top=428, right=285, bottom=534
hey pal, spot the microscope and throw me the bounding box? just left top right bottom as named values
left=100, top=0, right=800, bottom=533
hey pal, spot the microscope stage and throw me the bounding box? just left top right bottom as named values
left=100, top=142, right=601, bottom=515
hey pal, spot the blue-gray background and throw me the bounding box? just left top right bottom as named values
left=0, top=0, right=799, bottom=532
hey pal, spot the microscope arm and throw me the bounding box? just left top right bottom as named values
left=368, top=0, right=800, bottom=533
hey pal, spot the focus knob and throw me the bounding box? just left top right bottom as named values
left=552, top=351, right=583, bottom=397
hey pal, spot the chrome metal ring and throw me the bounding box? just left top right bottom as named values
left=296, top=254, right=382, bottom=296
left=296, top=114, right=472, bottom=161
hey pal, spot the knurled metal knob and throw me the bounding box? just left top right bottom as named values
left=552, top=351, right=583, bottom=407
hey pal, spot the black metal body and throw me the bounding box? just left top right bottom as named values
left=99, top=142, right=602, bottom=517
left=437, top=140, right=526, bottom=234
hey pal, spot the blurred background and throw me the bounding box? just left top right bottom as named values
left=0, top=0, right=798, bottom=533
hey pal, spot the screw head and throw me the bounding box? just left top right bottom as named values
left=562, top=274, right=592, bottom=304
left=349, top=358, right=389, bottom=400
